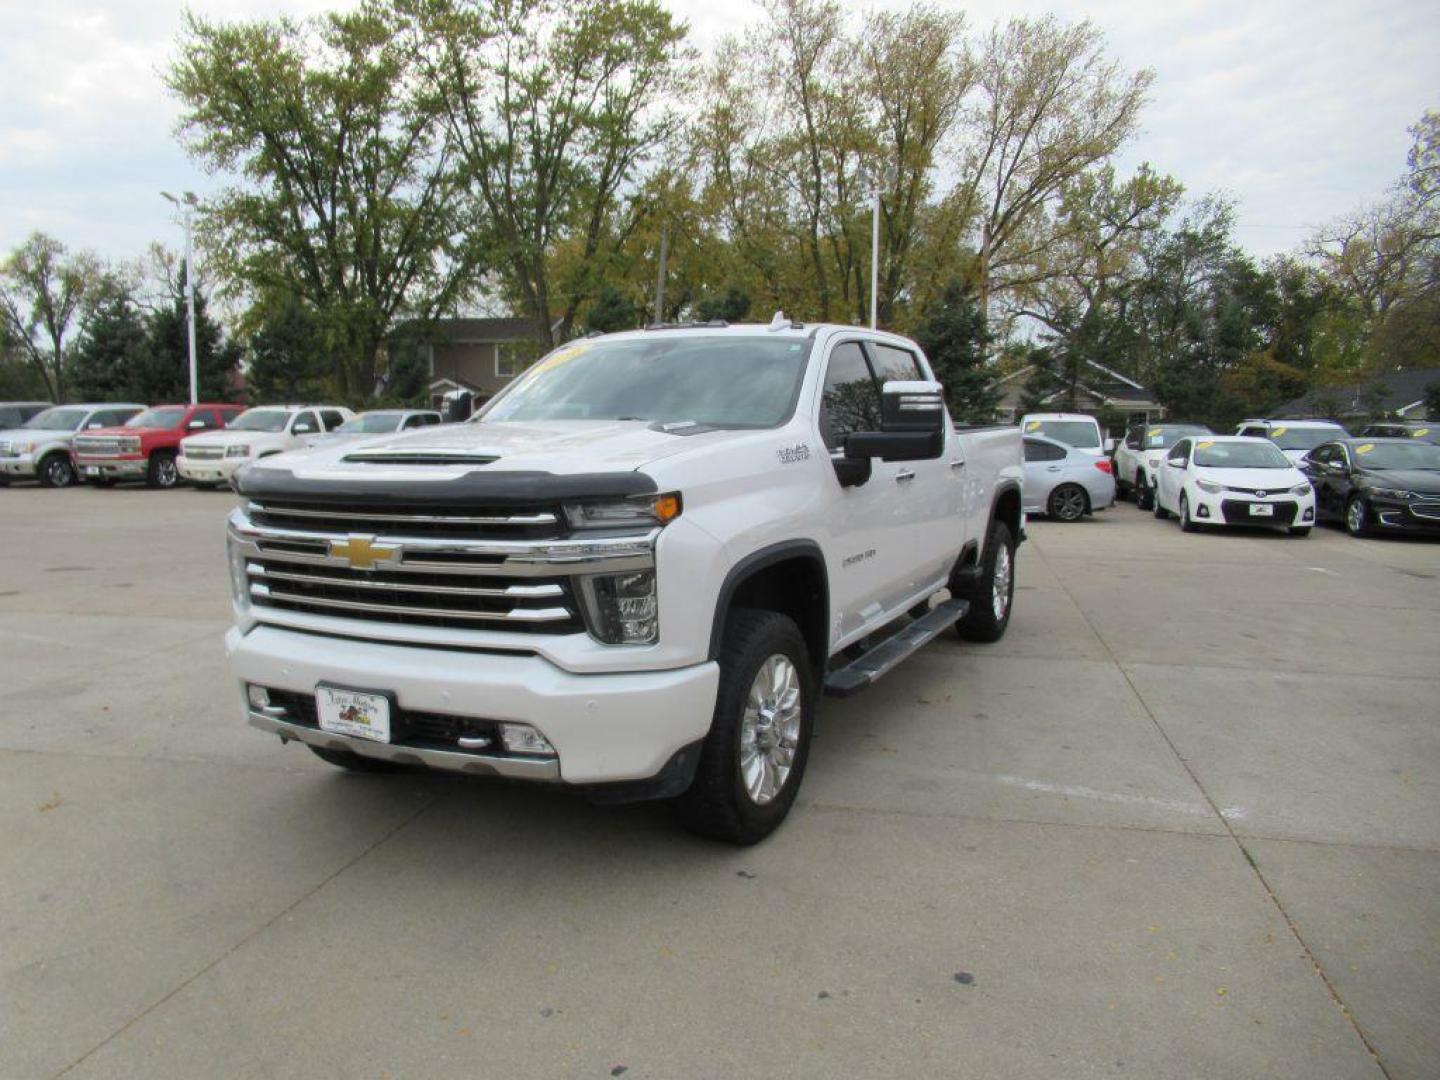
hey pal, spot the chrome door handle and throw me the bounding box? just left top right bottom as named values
left=949, top=459, right=966, bottom=470
left=1047, top=465, right=1062, bottom=472
left=894, top=469, right=917, bottom=483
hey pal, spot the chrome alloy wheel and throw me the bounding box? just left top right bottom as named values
left=739, top=655, right=802, bottom=806
left=992, top=541, right=1013, bottom=622
left=1346, top=498, right=1366, bottom=535
left=156, top=456, right=179, bottom=488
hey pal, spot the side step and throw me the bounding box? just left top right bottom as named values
left=823, top=597, right=969, bottom=698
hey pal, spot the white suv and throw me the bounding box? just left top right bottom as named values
left=1235, top=419, right=1348, bottom=463
left=178, top=405, right=354, bottom=486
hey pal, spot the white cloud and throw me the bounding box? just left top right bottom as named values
left=1, top=0, right=1436, bottom=265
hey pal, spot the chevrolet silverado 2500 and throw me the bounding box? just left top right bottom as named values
left=225, top=321, right=1023, bottom=842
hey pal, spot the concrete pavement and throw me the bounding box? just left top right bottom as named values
left=1, top=487, right=1435, bottom=1078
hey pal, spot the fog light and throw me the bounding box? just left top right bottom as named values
left=499, top=723, right=556, bottom=757
left=247, top=685, right=270, bottom=709
left=1303, top=507, right=1314, bottom=521
left=1196, top=504, right=1210, bottom=518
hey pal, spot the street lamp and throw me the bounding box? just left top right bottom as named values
left=161, top=191, right=199, bottom=405
left=862, top=165, right=895, bottom=330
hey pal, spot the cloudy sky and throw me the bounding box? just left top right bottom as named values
left=1, top=0, right=1435, bottom=269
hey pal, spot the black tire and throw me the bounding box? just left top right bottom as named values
left=674, top=609, right=814, bottom=845
left=1047, top=483, right=1088, bottom=522
left=307, top=745, right=405, bottom=773
left=1134, top=473, right=1152, bottom=510
left=1288, top=526, right=1311, bottom=537
left=1345, top=496, right=1371, bottom=537
left=953, top=518, right=1016, bottom=644
left=1152, top=489, right=1170, bottom=519
left=146, top=452, right=180, bottom=489
left=1179, top=493, right=1198, bottom=532
left=37, top=453, right=76, bottom=488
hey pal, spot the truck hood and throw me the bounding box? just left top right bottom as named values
left=266, top=419, right=729, bottom=480
left=1358, top=468, right=1440, bottom=494
left=83, top=425, right=171, bottom=438
left=185, top=430, right=290, bottom=450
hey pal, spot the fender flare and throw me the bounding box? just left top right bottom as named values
left=706, top=539, right=829, bottom=665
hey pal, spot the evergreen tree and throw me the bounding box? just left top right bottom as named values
left=143, top=272, right=242, bottom=402
left=912, top=279, right=998, bottom=423
left=693, top=286, right=752, bottom=322
left=68, top=289, right=151, bottom=400
left=246, top=292, right=332, bottom=403
left=585, top=285, right=643, bottom=334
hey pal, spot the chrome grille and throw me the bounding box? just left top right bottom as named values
left=1410, top=501, right=1440, bottom=522
left=229, top=501, right=657, bottom=637
left=75, top=436, right=134, bottom=456
left=186, top=446, right=224, bottom=460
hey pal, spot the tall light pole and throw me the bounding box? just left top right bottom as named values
left=161, top=191, right=199, bottom=404
left=870, top=186, right=880, bottom=329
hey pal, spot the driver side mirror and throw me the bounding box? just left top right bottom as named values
left=188, top=419, right=207, bottom=430
left=844, top=381, right=946, bottom=463
left=292, top=423, right=315, bottom=435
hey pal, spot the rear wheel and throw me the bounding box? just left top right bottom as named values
left=37, top=453, right=76, bottom=488
left=674, top=609, right=814, bottom=845
left=1048, top=483, right=1088, bottom=522
left=953, top=518, right=1016, bottom=644
left=307, top=745, right=405, bottom=773
left=146, top=452, right=179, bottom=489
left=1134, top=473, right=1153, bottom=510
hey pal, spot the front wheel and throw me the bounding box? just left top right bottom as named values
left=1152, top=488, right=1170, bottom=519
left=1345, top=497, right=1370, bottom=537
left=1134, top=473, right=1153, bottom=510
left=954, top=518, right=1016, bottom=643
left=38, top=453, right=76, bottom=488
left=674, top=610, right=814, bottom=845
left=147, top=452, right=180, bottom=489
left=1179, top=494, right=1198, bottom=532
left=1048, top=483, right=1088, bottom=522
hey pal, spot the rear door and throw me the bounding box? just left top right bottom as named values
left=1023, top=437, right=1066, bottom=512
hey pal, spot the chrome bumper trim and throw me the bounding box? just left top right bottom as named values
left=248, top=710, right=562, bottom=780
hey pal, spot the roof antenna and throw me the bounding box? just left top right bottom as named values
left=767, top=310, right=788, bottom=331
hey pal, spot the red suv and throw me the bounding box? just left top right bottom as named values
left=74, top=403, right=244, bottom=488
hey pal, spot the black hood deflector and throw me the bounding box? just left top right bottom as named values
left=234, top=466, right=657, bottom=507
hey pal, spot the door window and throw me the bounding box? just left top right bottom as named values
left=1168, top=440, right=1191, bottom=467
left=1024, top=438, right=1066, bottom=462
left=819, top=342, right=882, bottom=450
left=320, top=410, right=346, bottom=431
left=291, top=411, right=319, bottom=434
left=189, top=410, right=219, bottom=430
left=865, top=343, right=923, bottom=385
left=220, top=408, right=242, bottom=425
left=1239, top=425, right=1266, bottom=438
left=1124, top=426, right=1143, bottom=450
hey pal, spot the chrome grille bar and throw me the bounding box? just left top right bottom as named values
left=250, top=584, right=574, bottom=623
left=247, top=563, right=564, bottom=599
left=247, top=502, right=558, bottom=527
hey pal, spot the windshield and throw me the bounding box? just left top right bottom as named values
left=1269, top=425, right=1343, bottom=450
left=1146, top=425, right=1209, bottom=449
left=483, top=336, right=812, bottom=427
left=1194, top=441, right=1292, bottom=469
left=336, top=413, right=403, bottom=434
left=1027, top=419, right=1100, bottom=448
left=1352, top=441, right=1440, bottom=470
left=228, top=409, right=291, bottom=433
left=125, top=407, right=188, bottom=429
left=23, top=407, right=88, bottom=431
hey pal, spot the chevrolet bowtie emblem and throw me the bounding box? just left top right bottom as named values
left=330, top=534, right=398, bottom=570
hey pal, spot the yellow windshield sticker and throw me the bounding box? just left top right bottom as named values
left=1147, top=427, right=1162, bottom=437
left=1415, top=428, right=1430, bottom=437
left=1355, top=443, right=1374, bottom=454
left=1270, top=426, right=1287, bottom=437
left=527, top=341, right=591, bottom=378
left=1024, top=420, right=1041, bottom=432
left=1196, top=440, right=1215, bottom=449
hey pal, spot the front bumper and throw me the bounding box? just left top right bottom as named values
left=1187, top=490, right=1315, bottom=528
left=226, top=624, right=720, bottom=784
left=76, top=455, right=148, bottom=479
left=0, top=453, right=37, bottom=477
left=178, top=455, right=245, bottom=483
left=1369, top=497, right=1440, bottom=532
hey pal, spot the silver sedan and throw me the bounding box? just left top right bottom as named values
left=1023, top=434, right=1117, bottom=521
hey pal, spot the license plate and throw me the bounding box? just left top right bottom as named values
left=316, top=687, right=391, bottom=743
left=1249, top=503, right=1274, bottom=517
left=83, top=466, right=100, bottom=476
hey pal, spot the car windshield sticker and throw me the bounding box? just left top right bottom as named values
left=1356, top=443, right=1374, bottom=454
left=1415, top=428, right=1430, bottom=437
left=1024, top=421, right=1041, bottom=432
left=1147, top=427, right=1162, bottom=437
left=1197, top=440, right=1215, bottom=449
left=1271, top=426, right=1287, bottom=437
left=527, top=341, right=591, bottom=378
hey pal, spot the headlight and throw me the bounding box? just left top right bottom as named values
left=1289, top=482, right=1311, bottom=496
left=225, top=444, right=251, bottom=458
left=1369, top=486, right=1412, bottom=500
left=1196, top=479, right=1224, bottom=494
left=577, top=570, right=658, bottom=644
left=226, top=531, right=250, bottom=611
left=564, top=492, right=681, bottom=531
left=123, top=437, right=142, bottom=453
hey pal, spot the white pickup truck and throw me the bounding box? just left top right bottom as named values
left=224, top=320, right=1023, bottom=842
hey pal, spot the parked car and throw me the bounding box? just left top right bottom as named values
left=0, top=401, right=51, bottom=430
left=1234, top=418, right=1349, bottom=463
left=1113, top=422, right=1211, bottom=507
left=1019, top=412, right=1105, bottom=456
left=303, top=409, right=443, bottom=448
left=177, top=405, right=355, bottom=487
left=74, top=403, right=244, bottom=488
left=1353, top=421, right=1439, bottom=445
left=1153, top=435, right=1315, bottom=535
left=0, top=403, right=144, bottom=488
left=224, top=322, right=1024, bottom=843
left=1023, top=433, right=1115, bottom=521
left=1301, top=438, right=1440, bottom=537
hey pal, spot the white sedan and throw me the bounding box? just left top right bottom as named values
left=1153, top=435, right=1316, bottom=536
